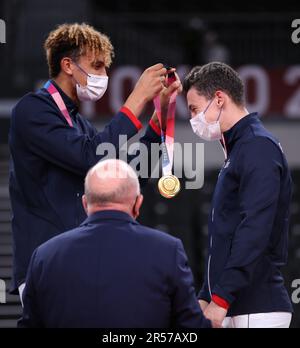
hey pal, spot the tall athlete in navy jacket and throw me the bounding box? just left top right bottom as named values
left=184, top=62, right=293, bottom=328
left=9, top=23, right=182, bottom=298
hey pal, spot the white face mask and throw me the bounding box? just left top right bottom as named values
left=74, top=63, right=108, bottom=102
left=190, top=99, right=222, bottom=141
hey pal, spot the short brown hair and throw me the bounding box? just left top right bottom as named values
left=44, top=23, right=114, bottom=78
left=183, top=62, right=245, bottom=106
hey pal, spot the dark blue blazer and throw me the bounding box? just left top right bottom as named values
left=18, top=210, right=211, bottom=328
left=8, top=81, right=160, bottom=293
left=199, top=113, right=293, bottom=316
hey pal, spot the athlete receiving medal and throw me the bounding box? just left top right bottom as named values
left=154, top=67, right=182, bottom=198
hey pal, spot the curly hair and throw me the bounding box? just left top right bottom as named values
left=44, top=23, right=114, bottom=78
left=183, top=62, right=245, bottom=106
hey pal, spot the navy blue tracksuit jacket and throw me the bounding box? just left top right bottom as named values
left=18, top=210, right=211, bottom=328
left=198, top=113, right=293, bottom=316
left=8, top=80, right=160, bottom=293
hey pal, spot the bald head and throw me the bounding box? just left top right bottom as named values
left=83, top=159, right=143, bottom=218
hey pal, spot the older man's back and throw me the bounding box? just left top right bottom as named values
left=18, top=209, right=209, bottom=328
left=18, top=159, right=210, bottom=328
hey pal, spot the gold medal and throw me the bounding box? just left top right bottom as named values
left=158, top=174, right=181, bottom=199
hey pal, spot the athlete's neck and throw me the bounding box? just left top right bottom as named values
left=53, top=75, right=79, bottom=104
left=221, top=106, right=249, bottom=133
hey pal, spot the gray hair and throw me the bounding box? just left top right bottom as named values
left=84, top=159, right=140, bottom=206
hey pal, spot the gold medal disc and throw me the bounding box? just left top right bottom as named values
left=158, top=174, right=181, bottom=198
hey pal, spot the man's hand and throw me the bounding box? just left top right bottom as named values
left=198, top=299, right=209, bottom=312
left=150, top=71, right=182, bottom=129
left=124, top=63, right=167, bottom=118
left=160, top=70, right=182, bottom=108
left=204, top=301, right=228, bottom=328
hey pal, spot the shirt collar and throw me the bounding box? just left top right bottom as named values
left=222, top=112, right=260, bottom=154
left=80, top=210, right=139, bottom=227
left=50, top=79, right=79, bottom=116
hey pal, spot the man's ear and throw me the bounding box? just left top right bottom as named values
left=215, top=91, right=225, bottom=108
left=82, top=195, right=88, bottom=214
left=133, top=194, right=143, bottom=219
left=60, top=57, right=73, bottom=76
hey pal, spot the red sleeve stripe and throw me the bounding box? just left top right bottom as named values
left=212, top=294, right=230, bottom=310
left=149, top=118, right=161, bottom=136
left=120, top=106, right=142, bottom=130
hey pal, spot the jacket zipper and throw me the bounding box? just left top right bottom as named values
left=208, top=208, right=214, bottom=298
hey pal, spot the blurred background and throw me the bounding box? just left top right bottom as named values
left=0, top=0, right=300, bottom=327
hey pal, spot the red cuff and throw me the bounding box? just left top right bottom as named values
left=211, top=294, right=230, bottom=310
left=120, top=106, right=142, bottom=131
left=149, top=118, right=161, bottom=136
